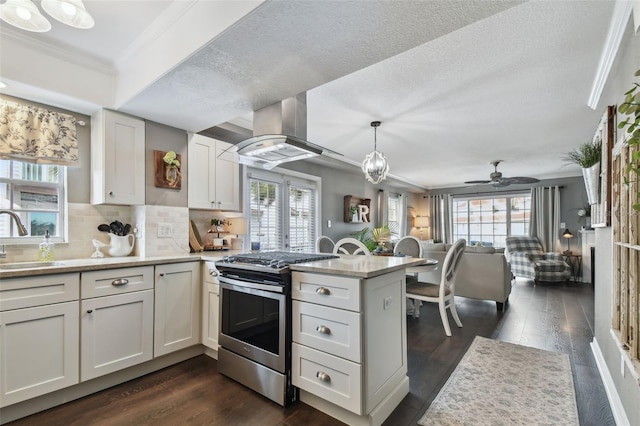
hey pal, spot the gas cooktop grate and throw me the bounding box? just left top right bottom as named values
left=226, top=251, right=338, bottom=266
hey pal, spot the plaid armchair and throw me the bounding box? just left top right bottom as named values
left=505, top=236, right=570, bottom=284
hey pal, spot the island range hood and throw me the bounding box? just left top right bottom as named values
left=232, top=93, right=337, bottom=169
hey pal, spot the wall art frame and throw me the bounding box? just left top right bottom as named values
left=154, top=150, right=182, bottom=189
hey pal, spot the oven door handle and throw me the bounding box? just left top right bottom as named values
left=218, top=276, right=284, bottom=294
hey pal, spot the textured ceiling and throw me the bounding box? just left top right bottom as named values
left=0, top=0, right=619, bottom=191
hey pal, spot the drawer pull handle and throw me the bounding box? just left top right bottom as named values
left=316, top=371, right=331, bottom=383
left=316, top=325, right=331, bottom=335
left=209, top=269, right=218, bottom=276
left=111, top=278, right=128, bottom=286
left=315, top=287, right=331, bottom=295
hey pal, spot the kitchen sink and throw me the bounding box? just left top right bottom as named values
left=0, top=261, right=66, bottom=270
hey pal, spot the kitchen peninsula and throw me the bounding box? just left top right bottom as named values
left=0, top=254, right=424, bottom=426
left=289, top=255, right=425, bottom=426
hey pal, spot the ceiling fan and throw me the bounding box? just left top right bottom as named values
left=464, top=160, right=540, bottom=187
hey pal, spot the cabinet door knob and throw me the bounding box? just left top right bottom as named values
left=316, top=371, right=331, bottom=383
left=209, top=269, right=218, bottom=276
left=159, top=273, right=165, bottom=277
left=315, top=287, right=331, bottom=295
left=316, top=325, right=331, bottom=335
left=109, top=191, right=114, bottom=196
left=87, top=309, right=93, bottom=314
left=111, top=278, right=128, bottom=286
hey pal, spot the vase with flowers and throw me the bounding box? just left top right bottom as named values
left=163, top=150, right=181, bottom=186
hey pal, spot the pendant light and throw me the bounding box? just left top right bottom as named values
left=0, top=0, right=51, bottom=32
left=42, top=0, right=94, bottom=29
left=361, top=120, right=389, bottom=184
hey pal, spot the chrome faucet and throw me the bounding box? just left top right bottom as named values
left=0, top=210, right=29, bottom=258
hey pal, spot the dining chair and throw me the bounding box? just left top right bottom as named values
left=315, top=235, right=335, bottom=253
left=405, top=238, right=466, bottom=336
left=393, top=235, right=423, bottom=258
left=333, top=238, right=371, bottom=256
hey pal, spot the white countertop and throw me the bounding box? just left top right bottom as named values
left=1, top=252, right=430, bottom=280
left=290, top=254, right=428, bottom=278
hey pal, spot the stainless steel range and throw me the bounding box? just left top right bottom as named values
left=215, top=252, right=338, bottom=406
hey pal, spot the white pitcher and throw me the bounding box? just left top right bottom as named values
left=108, top=234, right=135, bottom=257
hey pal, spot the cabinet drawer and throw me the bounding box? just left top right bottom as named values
left=203, top=261, right=220, bottom=285
left=81, top=266, right=153, bottom=298
left=292, top=343, right=362, bottom=415
left=292, top=272, right=360, bottom=311
left=292, top=301, right=361, bottom=363
left=0, top=273, right=79, bottom=311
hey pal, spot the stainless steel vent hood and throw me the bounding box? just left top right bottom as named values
left=233, top=93, right=336, bottom=169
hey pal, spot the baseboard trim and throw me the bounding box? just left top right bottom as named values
left=591, top=337, right=630, bottom=426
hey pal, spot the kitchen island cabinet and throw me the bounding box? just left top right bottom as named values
left=0, top=274, right=80, bottom=407
left=290, top=255, right=423, bottom=426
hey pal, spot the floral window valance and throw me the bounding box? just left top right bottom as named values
left=0, top=100, right=79, bottom=166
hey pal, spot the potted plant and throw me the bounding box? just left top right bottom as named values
left=563, top=139, right=601, bottom=205
left=618, top=68, right=640, bottom=211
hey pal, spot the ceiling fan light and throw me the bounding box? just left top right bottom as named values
left=42, top=0, right=94, bottom=29
left=0, top=0, right=51, bottom=32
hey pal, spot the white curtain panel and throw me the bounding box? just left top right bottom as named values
left=425, top=194, right=453, bottom=244
left=0, top=100, right=79, bottom=165
left=529, top=186, right=561, bottom=252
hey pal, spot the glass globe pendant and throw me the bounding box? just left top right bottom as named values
left=361, top=121, right=389, bottom=184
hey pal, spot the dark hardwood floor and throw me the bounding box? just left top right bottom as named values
left=8, top=279, right=615, bottom=426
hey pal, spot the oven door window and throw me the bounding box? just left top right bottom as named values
left=221, top=287, right=281, bottom=356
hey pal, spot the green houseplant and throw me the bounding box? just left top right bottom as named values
left=617, top=68, right=640, bottom=211
left=564, top=139, right=601, bottom=205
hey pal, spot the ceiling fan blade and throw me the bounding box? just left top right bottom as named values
left=492, top=180, right=511, bottom=187
left=464, top=180, right=492, bottom=184
left=500, top=176, right=540, bottom=184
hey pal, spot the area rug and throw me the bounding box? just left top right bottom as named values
left=418, top=336, right=579, bottom=425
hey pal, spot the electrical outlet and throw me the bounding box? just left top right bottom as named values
left=327, top=220, right=332, bottom=228
left=158, top=223, right=172, bottom=238
left=384, top=296, right=393, bottom=310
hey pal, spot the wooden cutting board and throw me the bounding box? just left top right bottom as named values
left=189, top=220, right=203, bottom=252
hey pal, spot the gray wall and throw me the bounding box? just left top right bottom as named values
left=427, top=176, right=588, bottom=254
left=282, top=161, right=423, bottom=242
left=591, top=18, right=640, bottom=426
left=144, top=121, right=188, bottom=207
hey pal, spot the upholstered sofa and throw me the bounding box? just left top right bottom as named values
left=418, top=243, right=512, bottom=311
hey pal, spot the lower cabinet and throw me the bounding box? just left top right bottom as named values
left=80, top=267, right=155, bottom=381
left=0, top=273, right=80, bottom=407
left=201, top=261, right=220, bottom=351
left=154, top=262, right=201, bottom=357
left=0, top=301, right=79, bottom=407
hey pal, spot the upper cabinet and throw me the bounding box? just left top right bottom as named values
left=91, top=109, right=146, bottom=205
left=188, top=133, right=240, bottom=211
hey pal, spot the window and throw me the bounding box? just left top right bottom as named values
left=0, top=159, right=67, bottom=243
left=387, top=192, right=406, bottom=241
left=247, top=170, right=319, bottom=252
left=452, top=193, right=530, bottom=247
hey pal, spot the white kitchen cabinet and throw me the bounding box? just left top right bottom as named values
left=202, top=261, right=220, bottom=352
left=91, top=108, right=145, bottom=205
left=0, top=274, right=80, bottom=407
left=291, top=270, right=407, bottom=421
left=188, top=133, right=240, bottom=211
left=154, top=262, right=201, bottom=357
left=80, top=267, right=154, bottom=381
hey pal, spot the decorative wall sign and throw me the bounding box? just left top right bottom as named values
left=591, top=105, right=615, bottom=227
left=154, top=150, right=182, bottom=189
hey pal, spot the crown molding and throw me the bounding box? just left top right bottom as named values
left=0, top=27, right=114, bottom=76
left=114, top=0, right=199, bottom=70
left=587, top=0, right=633, bottom=110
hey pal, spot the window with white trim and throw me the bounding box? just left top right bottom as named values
left=387, top=192, right=406, bottom=241
left=0, top=159, right=67, bottom=242
left=247, top=170, right=319, bottom=252
left=452, top=193, right=530, bottom=247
